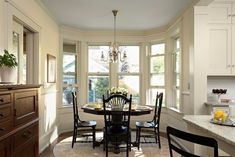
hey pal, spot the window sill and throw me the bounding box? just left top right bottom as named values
left=58, top=105, right=73, bottom=109
left=167, top=107, right=183, bottom=114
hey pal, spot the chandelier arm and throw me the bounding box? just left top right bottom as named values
left=100, top=10, right=127, bottom=63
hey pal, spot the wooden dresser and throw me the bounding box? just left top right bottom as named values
left=0, top=85, right=40, bottom=157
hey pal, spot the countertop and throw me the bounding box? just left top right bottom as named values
left=183, top=115, right=235, bottom=147
left=0, top=84, right=41, bottom=90
left=204, top=102, right=233, bottom=107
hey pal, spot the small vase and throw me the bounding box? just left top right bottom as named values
left=0, top=66, right=17, bottom=84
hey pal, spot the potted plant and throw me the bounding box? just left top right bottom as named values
left=0, top=49, right=18, bottom=83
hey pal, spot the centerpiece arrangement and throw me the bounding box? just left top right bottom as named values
left=109, top=87, right=128, bottom=95
left=108, top=87, right=128, bottom=109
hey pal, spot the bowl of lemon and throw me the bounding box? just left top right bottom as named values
left=211, top=109, right=235, bottom=126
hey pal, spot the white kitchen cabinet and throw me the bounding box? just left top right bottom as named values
left=208, top=2, right=235, bottom=75
left=208, top=3, right=231, bottom=24
left=208, top=24, right=232, bottom=75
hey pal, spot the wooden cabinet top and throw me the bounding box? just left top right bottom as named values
left=0, top=84, right=41, bottom=90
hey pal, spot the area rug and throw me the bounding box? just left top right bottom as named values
left=53, top=132, right=173, bottom=157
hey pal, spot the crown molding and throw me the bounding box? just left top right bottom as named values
left=35, top=0, right=59, bottom=25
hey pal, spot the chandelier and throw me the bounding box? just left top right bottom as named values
left=101, top=10, right=127, bottom=63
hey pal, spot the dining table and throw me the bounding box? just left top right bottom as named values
left=183, top=115, right=235, bottom=157
left=81, top=103, right=153, bottom=153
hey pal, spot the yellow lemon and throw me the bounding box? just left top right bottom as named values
left=214, top=110, right=227, bottom=121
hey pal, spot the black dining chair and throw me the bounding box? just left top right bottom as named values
left=166, top=126, right=218, bottom=157
left=135, top=92, right=163, bottom=149
left=102, top=94, right=132, bottom=157
left=71, top=91, right=97, bottom=148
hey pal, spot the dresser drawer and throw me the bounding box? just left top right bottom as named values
left=0, top=120, right=12, bottom=137
left=0, top=94, right=11, bottom=105
left=0, top=106, right=11, bottom=122
left=13, top=123, right=38, bottom=150
left=14, top=90, right=38, bottom=126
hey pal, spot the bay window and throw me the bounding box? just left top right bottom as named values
left=149, top=43, right=165, bottom=105
left=88, top=45, right=140, bottom=103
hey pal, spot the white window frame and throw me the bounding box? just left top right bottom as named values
left=87, top=44, right=110, bottom=103
left=149, top=42, right=166, bottom=106
left=172, top=37, right=181, bottom=110
left=62, top=42, right=79, bottom=106
left=117, top=44, right=141, bottom=104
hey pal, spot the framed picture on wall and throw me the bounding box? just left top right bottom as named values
left=47, top=54, right=56, bottom=83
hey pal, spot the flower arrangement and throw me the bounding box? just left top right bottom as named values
left=109, top=87, right=128, bottom=95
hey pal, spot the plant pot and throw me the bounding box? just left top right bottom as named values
left=0, top=66, right=17, bottom=84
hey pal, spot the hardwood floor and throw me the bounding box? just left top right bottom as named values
left=40, top=132, right=72, bottom=157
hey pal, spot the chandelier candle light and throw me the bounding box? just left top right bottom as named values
left=101, top=10, right=127, bottom=63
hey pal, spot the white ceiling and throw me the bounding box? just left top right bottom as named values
left=40, top=0, right=193, bottom=31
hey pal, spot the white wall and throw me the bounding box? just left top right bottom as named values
left=0, top=0, right=60, bottom=153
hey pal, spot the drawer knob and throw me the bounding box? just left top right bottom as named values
left=0, top=113, right=3, bottom=117
left=0, top=98, right=3, bottom=102
left=0, top=128, right=5, bottom=131
left=22, top=131, right=32, bottom=138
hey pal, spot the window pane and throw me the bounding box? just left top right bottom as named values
left=151, top=74, right=164, bottom=86
left=150, top=88, right=165, bottom=106
left=12, top=32, right=19, bottom=83
left=175, top=52, right=180, bottom=73
left=63, top=87, right=73, bottom=105
left=63, top=55, right=76, bottom=73
left=150, top=56, right=164, bottom=74
left=88, top=46, right=109, bottom=73
left=118, top=46, right=139, bottom=73
left=118, top=75, right=139, bottom=103
left=176, top=73, right=180, bottom=87
left=63, top=54, right=77, bottom=84
left=63, top=73, right=76, bottom=84
left=63, top=43, right=76, bottom=53
left=151, top=43, right=165, bottom=55
left=88, top=76, right=109, bottom=102
left=176, top=89, right=180, bottom=109
left=176, top=38, right=180, bottom=50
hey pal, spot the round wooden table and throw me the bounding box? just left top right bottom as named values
left=82, top=104, right=153, bottom=153
left=82, top=104, right=152, bottom=115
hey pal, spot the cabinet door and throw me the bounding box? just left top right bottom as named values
left=13, top=122, right=38, bottom=157
left=231, top=24, right=235, bottom=74
left=208, top=3, right=232, bottom=24
left=208, top=24, right=232, bottom=75
left=0, top=138, right=11, bottom=157
left=13, top=137, right=38, bottom=157
left=14, top=90, right=38, bottom=126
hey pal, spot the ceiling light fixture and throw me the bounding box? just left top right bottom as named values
left=101, top=10, right=127, bottom=63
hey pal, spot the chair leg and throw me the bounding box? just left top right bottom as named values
left=103, top=132, right=105, bottom=151
left=126, top=136, right=129, bottom=157
left=92, top=127, right=96, bottom=149
left=157, top=128, right=161, bottom=149
left=105, top=136, right=108, bottom=157
left=72, top=127, right=77, bottom=148
left=154, top=127, right=158, bottom=144
left=129, top=132, right=131, bottom=151
left=137, top=128, right=141, bottom=150
left=72, top=129, right=75, bottom=148
left=135, top=128, right=138, bottom=143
